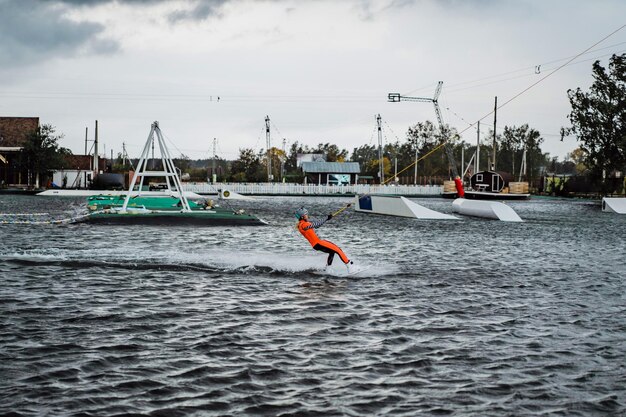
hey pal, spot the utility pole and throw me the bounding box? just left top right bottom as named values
left=518, top=148, right=527, bottom=182
left=212, top=138, right=217, bottom=183
left=120, top=142, right=135, bottom=171
left=281, top=138, right=286, bottom=182
left=84, top=127, right=89, bottom=189
left=394, top=157, right=398, bottom=184
left=461, top=147, right=464, bottom=179
left=476, top=121, right=480, bottom=173
left=388, top=81, right=459, bottom=178
left=376, top=114, right=384, bottom=184
left=94, top=120, right=99, bottom=176
left=265, top=115, right=272, bottom=182
left=492, top=96, right=497, bottom=171
left=151, top=131, right=155, bottom=170
left=414, top=139, right=418, bottom=185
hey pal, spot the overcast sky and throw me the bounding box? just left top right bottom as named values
left=0, top=0, right=624, bottom=163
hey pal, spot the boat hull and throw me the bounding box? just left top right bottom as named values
left=84, top=210, right=268, bottom=226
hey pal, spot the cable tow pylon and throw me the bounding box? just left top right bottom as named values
left=388, top=81, right=459, bottom=179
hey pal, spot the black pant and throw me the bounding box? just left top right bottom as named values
left=313, top=243, right=337, bottom=265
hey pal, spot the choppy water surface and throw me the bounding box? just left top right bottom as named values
left=1, top=194, right=625, bottom=416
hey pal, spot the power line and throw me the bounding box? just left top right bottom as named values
left=456, top=24, right=626, bottom=137
left=446, top=49, right=625, bottom=94
left=403, top=82, right=440, bottom=97
left=382, top=119, right=404, bottom=143
left=424, top=41, right=626, bottom=94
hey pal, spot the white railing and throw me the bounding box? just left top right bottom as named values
left=182, top=182, right=443, bottom=196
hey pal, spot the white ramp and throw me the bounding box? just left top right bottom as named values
left=37, top=189, right=204, bottom=199
left=356, top=195, right=458, bottom=220
left=452, top=198, right=523, bottom=222
left=602, top=197, right=626, bottom=214
left=219, top=189, right=255, bottom=200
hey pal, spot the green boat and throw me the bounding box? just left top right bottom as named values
left=85, top=195, right=266, bottom=226
left=80, top=121, right=267, bottom=226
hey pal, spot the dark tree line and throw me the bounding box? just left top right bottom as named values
left=218, top=142, right=350, bottom=183
left=349, top=120, right=550, bottom=184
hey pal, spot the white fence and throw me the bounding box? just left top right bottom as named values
left=182, top=182, right=443, bottom=196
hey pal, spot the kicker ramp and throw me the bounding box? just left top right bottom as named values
left=356, top=195, right=458, bottom=220
left=602, top=197, right=626, bottom=214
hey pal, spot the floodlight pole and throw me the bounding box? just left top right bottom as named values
left=388, top=81, right=459, bottom=178
left=376, top=114, right=384, bottom=184
left=212, top=138, right=217, bottom=183
left=265, top=115, right=272, bottom=182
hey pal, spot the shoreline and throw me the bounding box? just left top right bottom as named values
left=1, top=187, right=622, bottom=201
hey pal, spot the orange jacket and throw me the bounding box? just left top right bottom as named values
left=298, top=219, right=321, bottom=247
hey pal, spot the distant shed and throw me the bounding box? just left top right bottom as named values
left=0, top=117, right=39, bottom=186
left=301, top=161, right=360, bottom=185
left=0, top=117, right=39, bottom=146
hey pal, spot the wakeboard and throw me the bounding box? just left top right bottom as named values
left=345, top=264, right=372, bottom=276
left=307, top=263, right=373, bottom=279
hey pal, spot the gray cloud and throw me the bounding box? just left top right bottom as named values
left=167, top=0, right=229, bottom=22
left=1, top=0, right=498, bottom=70
left=0, top=0, right=238, bottom=70
left=0, top=0, right=120, bottom=68
left=52, top=0, right=165, bottom=4
left=53, top=0, right=232, bottom=22
left=0, top=0, right=232, bottom=69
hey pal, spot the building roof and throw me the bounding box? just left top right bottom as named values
left=0, top=117, right=39, bottom=146
left=301, top=161, right=360, bottom=174
left=61, top=154, right=107, bottom=171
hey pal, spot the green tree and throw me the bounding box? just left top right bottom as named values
left=406, top=120, right=459, bottom=178
left=283, top=141, right=311, bottom=178
left=230, top=148, right=263, bottom=182
left=372, top=156, right=392, bottom=181
left=567, top=53, right=626, bottom=191
left=351, top=144, right=377, bottom=166
left=568, top=147, right=588, bottom=175
left=19, top=124, right=71, bottom=188
left=266, top=146, right=286, bottom=181
left=351, top=144, right=379, bottom=179
left=112, top=152, right=134, bottom=172
left=495, top=124, right=544, bottom=182
left=310, top=143, right=349, bottom=162
left=173, top=154, right=191, bottom=173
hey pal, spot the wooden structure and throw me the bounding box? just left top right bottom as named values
left=301, top=161, right=360, bottom=185
left=0, top=117, right=39, bottom=186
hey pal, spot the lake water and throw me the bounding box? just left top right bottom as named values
left=1, top=194, right=625, bottom=416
